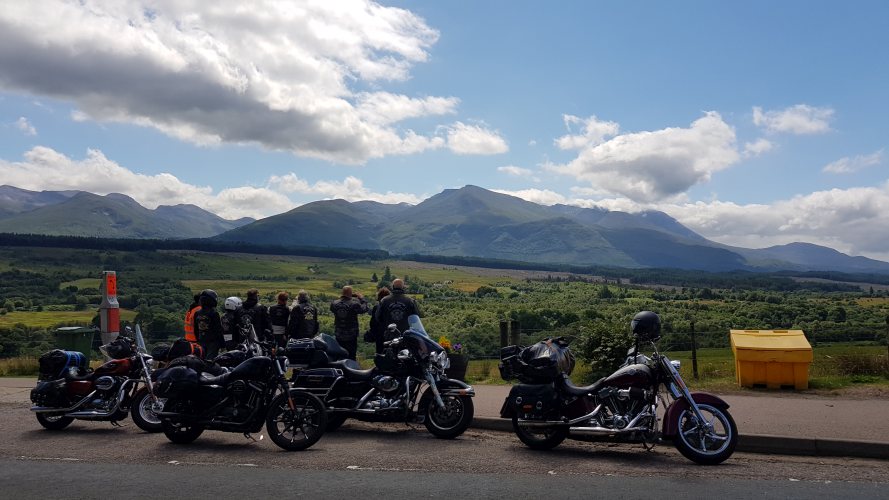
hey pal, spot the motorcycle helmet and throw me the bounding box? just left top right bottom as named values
left=102, top=337, right=134, bottom=359
left=631, top=311, right=662, bottom=342
left=199, top=289, right=218, bottom=308
left=224, top=296, right=242, bottom=311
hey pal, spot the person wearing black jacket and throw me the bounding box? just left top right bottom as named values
left=221, top=296, right=243, bottom=350
left=240, top=289, right=271, bottom=341
left=330, top=286, right=368, bottom=360
left=374, top=279, right=419, bottom=335
left=366, top=287, right=390, bottom=353
left=193, top=289, right=223, bottom=360
left=268, top=292, right=290, bottom=348
left=288, top=290, right=319, bottom=340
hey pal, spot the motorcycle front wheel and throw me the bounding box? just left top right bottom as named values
left=266, top=391, right=327, bottom=451
left=161, top=420, right=204, bottom=444
left=36, top=413, right=74, bottom=430
left=673, top=403, right=738, bottom=465
left=421, top=390, right=474, bottom=439
left=512, top=417, right=568, bottom=450
left=130, top=388, right=164, bottom=433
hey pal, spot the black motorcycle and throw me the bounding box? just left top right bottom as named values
left=153, top=335, right=327, bottom=451
left=500, top=311, right=738, bottom=465
left=290, top=315, right=475, bottom=439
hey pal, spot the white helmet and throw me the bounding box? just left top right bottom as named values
left=224, top=296, right=242, bottom=311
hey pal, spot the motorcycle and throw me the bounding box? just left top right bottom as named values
left=152, top=333, right=327, bottom=451
left=500, top=313, right=738, bottom=465
left=290, top=315, right=475, bottom=439
left=30, top=334, right=162, bottom=433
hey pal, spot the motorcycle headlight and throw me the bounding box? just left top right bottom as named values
left=435, top=351, right=450, bottom=371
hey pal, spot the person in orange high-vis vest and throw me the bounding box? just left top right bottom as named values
left=184, top=294, right=200, bottom=342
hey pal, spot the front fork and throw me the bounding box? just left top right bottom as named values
left=663, top=358, right=710, bottom=427
left=425, top=371, right=446, bottom=409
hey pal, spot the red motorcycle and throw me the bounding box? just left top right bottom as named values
left=30, top=336, right=162, bottom=432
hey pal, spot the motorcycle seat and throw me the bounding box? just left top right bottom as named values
left=560, top=375, right=606, bottom=397
left=199, top=371, right=231, bottom=386
left=327, top=358, right=361, bottom=370
left=64, top=369, right=94, bottom=382
left=340, top=365, right=376, bottom=381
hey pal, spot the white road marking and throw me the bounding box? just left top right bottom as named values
left=18, top=456, right=81, bottom=461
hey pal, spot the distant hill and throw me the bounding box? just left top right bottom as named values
left=3, top=183, right=886, bottom=273
left=0, top=189, right=252, bottom=239
left=216, top=185, right=889, bottom=274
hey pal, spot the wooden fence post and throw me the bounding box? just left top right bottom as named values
left=500, top=320, right=509, bottom=348
left=691, top=319, right=699, bottom=380
left=510, top=320, right=520, bottom=347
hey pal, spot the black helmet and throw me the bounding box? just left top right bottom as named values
left=631, top=311, right=661, bottom=341
left=199, top=289, right=218, bottom=308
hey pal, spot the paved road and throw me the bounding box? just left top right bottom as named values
left=2, top=400, right=887, bottom=499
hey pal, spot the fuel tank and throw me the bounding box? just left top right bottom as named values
left=603, top=363, right=652, bottom=388
left=228, top=356, right=272, bottom=382
left=95, top=358, right=132, bottom=376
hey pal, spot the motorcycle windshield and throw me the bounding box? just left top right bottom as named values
left=407, top=315, right=427, bottom=336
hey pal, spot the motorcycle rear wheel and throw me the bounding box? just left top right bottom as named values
left=421, top=390, right=474, bottom=439
left=673, top=403, right=738, bottom=465
left=266, top=391, right=327, bottom=451
left=36, top=413, right=74, bottom=430
left=512, top=417, right=567, bottom=450
left=130, top=388, right=164, bottom=433
left=161, top=420, right=204, bottom=444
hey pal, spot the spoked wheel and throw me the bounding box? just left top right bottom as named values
left=421, top=390, right=474, bottom=439
left=161, top=420, right=204, bottom=444
left=131, top=388, right=165, bottom=433
left=36, top=413, right=74, bottom=430
left=266, top=391, right=327, bottom=451
left=512, top=417, right=568, bottom=450
left=673, top=403, right=738, bottom=465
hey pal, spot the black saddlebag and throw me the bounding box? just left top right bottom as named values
left=500, top=383, right=559, bottom=419
left=285, top=338, right=316, bottom=366
left=30, top=379, right=68, bottom=407
left=38, top=349, right=89, bottom=381
left=152, top=366, right=200, bottom=397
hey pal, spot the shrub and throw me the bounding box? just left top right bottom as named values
left=574, top=320, right=632, bottom=381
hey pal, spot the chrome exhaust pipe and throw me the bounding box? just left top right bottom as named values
left=31, top=391, right=96, bottom=413
left=570, top=425, right=648, bottom=436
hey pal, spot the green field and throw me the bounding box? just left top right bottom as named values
left=0, top=309, right=137, bottom=328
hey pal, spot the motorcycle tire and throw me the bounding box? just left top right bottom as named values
left=511, top=417, right=568, bottom=450
left=36, top=413, right=74, bottom=431
left=130, top=388, right=164, bottom=433
left=161, top=420, right=204, bottom=444
left=421, top=390, right=474, bottom=439
left=266, top=391, right=327, bottom=451
left=325, top=413, right=348, bottom=432
left=672, top=403, right=738, bottom=465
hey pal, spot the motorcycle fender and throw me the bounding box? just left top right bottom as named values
left=662, top=392, right=731, bottom=437
left=499, top=398, right=514, bottom=419
left=436, top=379, right=475, bottom=397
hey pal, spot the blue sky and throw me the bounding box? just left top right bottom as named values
left=0, top=1, right=887, bottom=259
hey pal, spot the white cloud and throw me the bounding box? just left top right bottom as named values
left=548, top=112, right=739, bottom=202
left=445, top=121, right=508, bottom=155
left=752, top=104, right=834, bottom=134
left=555, top=114, right=620, bottom=150
left=269, top=173, right=422, bottom=204
left=0, top=1, right=495, bottom=163
left=742, top=138, right=773, bottom=158
left=497, top=165, right=533, bottom=177
left=0, top=145, right=424, bottom=219
left=491, top=188, right=569, bottom=206
left=822, top=149, right=883, bottom=174
left=15, top=116, right=36, bottom=136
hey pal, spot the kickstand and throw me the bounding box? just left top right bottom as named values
left=243, top=433, right=263, bottom=442
left=110, top=421, right=123, bottom=428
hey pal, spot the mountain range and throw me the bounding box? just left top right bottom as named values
left=1, top=184, right=887, bottom=274
left=0, top=185, right=252, bottom=239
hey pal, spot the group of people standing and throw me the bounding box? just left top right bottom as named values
left=184, top=278, right=419, bottom=361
